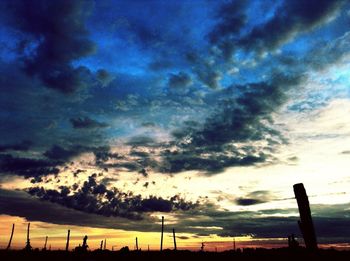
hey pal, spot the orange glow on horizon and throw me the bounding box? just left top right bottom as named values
left=1, top=214, right=349, bottom=251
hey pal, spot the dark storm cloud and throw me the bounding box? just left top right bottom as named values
left=44, top=145, right=115, bottom=166
left=141, top=122, right=157, bottom=128
left=185, top=52, right=222, bottom=89
left=208, top=0, right=247, bottom=60
left=94, top=147, right=122, bottom=163
left=44, top=145, right=85, bottom=161
left=159, top=72, right=302, bottom=174
left=238, top=0, right=345, bottom=55
left=130, top=150, right=150, bottom=158
left=126, top=136, right=156, bottom=147
left=4, top=0, right=97, bottom=93
left=235, top=190, right=274, bottom=205
left=96, top=69, right=115, bottom=87
left=196, top=68, right=222, bottom=90
left=93, top=147, right=159, bottom=174
left=0, top=154, right=59, bottom=178
left=168, top=72, right=192, bottom=89
left=70, top=116, right=109, bottom=129
left=0, top=140, right=32, bottom=152
left=235, top=198, right=265, bottom=206
left=27, top=174, right=197, bottom=220
left=207, top=0, right=345, bottom=60
left=191, top=73, right=303, bottom=147
left=208, top=0, right=247, bottom=44
left=306, top=31, right=350, bottom=71
left=0, top=61, right=111, bottom=156
left=160, top=150, right=267, bottom=174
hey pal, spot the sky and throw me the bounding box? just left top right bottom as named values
left=0, top=0, right=350, bottom=251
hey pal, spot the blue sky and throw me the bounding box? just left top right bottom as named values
left=0, top=0, right=350, bottom=250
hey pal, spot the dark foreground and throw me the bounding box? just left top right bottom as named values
left=1, top=248, right=350, bottom=261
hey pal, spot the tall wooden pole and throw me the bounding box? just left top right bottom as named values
left=44, top=236, right=48, bottom=250
left=27, top=223, right=30, bottom=242
left=293, top=183, right=318, bottom=250
left=24, top=223, right=32, bottom=250
left=65, top=229, right=70, bottom=251
left=160, top=216, right=164, bottom=251
left=172, top=228, right=177, bottom=250
left=136, top=237, right=139, bottom=251
left=6, top=223, right=15, bottom=250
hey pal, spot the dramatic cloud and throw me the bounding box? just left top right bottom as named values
left=126, top=136, right=156, bottom=147
left=96, top=69, right=115, bottom=87
left=235, top=190, right=274, bottom=205
left=0, top=154, right=59, bottom=178
left=4, top=0, right=97, bottom=93
left=159, top=73, right=303, bottom=173
left=70, top=117, right=109, bottom=129
left=208, top=0, right=247, bottom=44
left=235, top=198, right=265, bottom=206
left=168, top=72, right=192, bottom=89
left=0, top=140, right=32, bottom=152
left=209, top=0, right=346, bottom=59
left=239, top=0, right=345, bottom=54
left=27, top=174, right=198, bottom=220
left=44, top=145, right=86, bottom=161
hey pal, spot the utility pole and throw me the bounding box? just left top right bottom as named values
left=24, top=223, right=32, bottom=251
left=160, top=216, right=164, bottom=251
left=65, top=229, right=70, bottom=251
left=43, top=236, right=48, bottom=250
left=6, top=223, right=15, bottom=250
left=172, top=228, right=177, bottom=250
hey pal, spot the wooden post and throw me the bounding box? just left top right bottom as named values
left=160, top=216, right=164, bottom=251
left=43, top=236, right=48, bottom=250
left=100, top=240, right=103, bottom=250
left=6, top=223, right=15, bottom=250
left=24, top=223, right=32, bottom=251
left=293, top=183, right=318, bottom=250
left=136, top=237, right=139, bottom=251
left=27, top=223, right=30, bottom=243
left=65, top=229, right=70, bottom=251
left=104, top=239, right=106, bottom=250
left=172, top=228, right=177, bottom=250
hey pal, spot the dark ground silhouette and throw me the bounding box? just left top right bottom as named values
left=1, top=248, right=350, bottom=261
